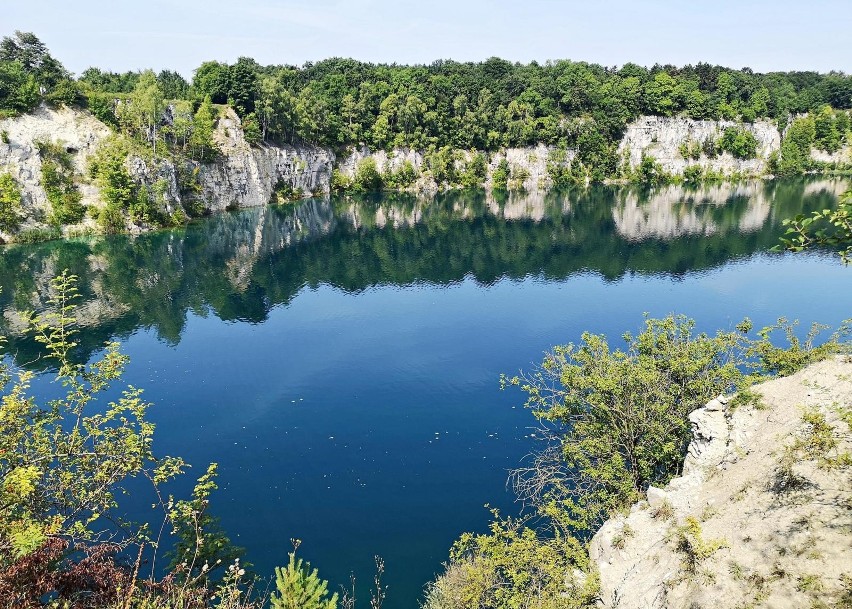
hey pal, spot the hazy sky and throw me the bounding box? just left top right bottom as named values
left=4, top=0, right=851, bottom=77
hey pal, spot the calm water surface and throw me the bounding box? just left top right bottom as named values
left=2, top=179, right=850, bottom=607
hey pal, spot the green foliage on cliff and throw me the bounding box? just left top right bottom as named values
left=424, top=513, right=599, bottom=609
left=36, top=139, right=84, bottom=225
left=0, top=172, right=23, bottom=232
left=779, top=116, right=817, bottom=176
left=505, top=315, right=749, bottom=530
left=718, top=126, right=759, bottom=159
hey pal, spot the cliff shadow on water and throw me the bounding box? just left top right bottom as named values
left=0, top=176, right=847, bottom=369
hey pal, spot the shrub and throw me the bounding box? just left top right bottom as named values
left=425, top=514, right=599, bottom=609
left=330, top=168, right=352, bottom=193
left=718, top=127, right=759, bottom=159
left=491, top=158, right=510, bottom=190
left=682, top=164, right=703, bottom=183
left=547, top=148, right=579, bottom=188
left=36, top=139, right=84, bottom=225
left=88, top=135, right=135, bottom=209
left=779, top=116, right=816, bottom=176
left=351, top=157, right=383, bottom=193
left=635, top=154, right=672, bottom=186
left=0, top=172, right=23, bottom=232
left=270, top=546, right=338, bottom=609
left=674, top=517, right=727, bottom=573
left=458, top=153, right=487, bottom=188
left=13, top=226, right=61, bottom=244
left=505, top=315, right=748, bottom=532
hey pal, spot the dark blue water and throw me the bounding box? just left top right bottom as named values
left=1, top=179, right=850, bottom=607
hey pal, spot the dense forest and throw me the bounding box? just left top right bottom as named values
left=2, top=30, right=851, bottom=179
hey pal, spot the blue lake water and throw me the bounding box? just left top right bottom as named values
left=1, top=179, right=850, bottom=607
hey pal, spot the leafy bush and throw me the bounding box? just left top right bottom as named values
left=682, top=164, right=703, bottom=183
left=330, top=168, right=352, bottom=193
left=351, top=157, right=383, bottom=193
left=504, top=315, right=748, bottom=531
left=635, top=154, right=672, bottom=186
left=36, top=139, right=84, bottom=225
left=424, top=514, right=599, bottom=609
left=674, top=517, right=727, bottom=573
left=491, top=158, right=510, bottom=190
left=0, top=172, right=23, bottom=232
left=718, top=127, right=759, bottom=159
left=547, top=148, right=580, bottom=188
left=383, top=160, right=418, bottom=189
left=778, top=116, right=816, bottom=176
left=747, top=317, right=849, bottom=375
left=458, top=153, right=487, bottom=188
left=678, top=139, right=702, bottom=160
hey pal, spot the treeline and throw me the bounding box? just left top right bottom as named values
left=3, top=31, right=852, bottom=171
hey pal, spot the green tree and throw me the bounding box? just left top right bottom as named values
left=504, top=315, right=748, bottom=531
left=718, top=127, right=759, bottom=159
left=0, top=272, right=187, bottom=559
left=0, top=31, right=68, bottom=91
left=134, top=70, right=166, bottom=155
left=192, top=61, right=231, bottom=104
left=0, top=61, right=40, bottom=113
left=778, top=116, right=816, bottom=176
left=0, top=172, right=23, bottom=233
left=190, top=96, right=217, bottom=162
left=37, top=140, right=84, bottom=225
left=270, top=546, right=338, bottom=609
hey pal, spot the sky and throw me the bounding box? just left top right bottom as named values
left=3, top=0, right=851, bottom=77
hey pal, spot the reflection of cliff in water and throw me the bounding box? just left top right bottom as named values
left=0, top=178, right=847, bottom=367
left=613, top=179, right=848, bottom=241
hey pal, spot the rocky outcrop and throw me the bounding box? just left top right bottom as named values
left=617, top=116, right=780, bottom=176
left=197, top=108, right=334, bottom=212
left=589, top=357, right=852, bottom=609
left=0, top=105, right=112, bottom=231
left=338, top=143, right=563, bottom=192
left=0, top=105, right=335, bottom=235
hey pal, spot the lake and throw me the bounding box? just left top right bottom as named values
left=1, top=178, right=850, bottom=608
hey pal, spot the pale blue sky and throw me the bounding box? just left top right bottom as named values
left=4, top=0, right=851, bottom=77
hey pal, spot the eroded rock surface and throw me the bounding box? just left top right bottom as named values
left=590, top=357, right=852, bottom=609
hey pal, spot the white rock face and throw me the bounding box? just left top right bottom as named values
left=0, top=106, right=335, bottom=232
left=338, top=143, right=564, bottom=192
left=0, top=105, right=112, bottom=231
left=618, top=116, right=781, bottom=175
left=197, top=108, right=334, bottom=212
left=0, top=106, right=847, bottom=239
left=589, top=357, right=852, bottom=609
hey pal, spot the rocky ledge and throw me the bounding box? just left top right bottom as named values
left=590, top=356, right=852, bottom=609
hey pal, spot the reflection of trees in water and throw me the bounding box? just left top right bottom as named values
left=0, top=178, right=847, bottom=368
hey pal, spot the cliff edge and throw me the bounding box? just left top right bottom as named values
left=590, top=356, right=852, bottom=609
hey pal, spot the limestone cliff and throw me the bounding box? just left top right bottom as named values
left=197, top=108, right=334, bottom=212
left=589, top=356, right=852, bottom=609
left=338, top=143, right=562, bottom=192
left=0, top=105, right=335, bottom=237
left=0, top=105, right=111, bottom=232
left=1, top=105, right=849, bottom=241
left=617, top=116, right=781, bottom=176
